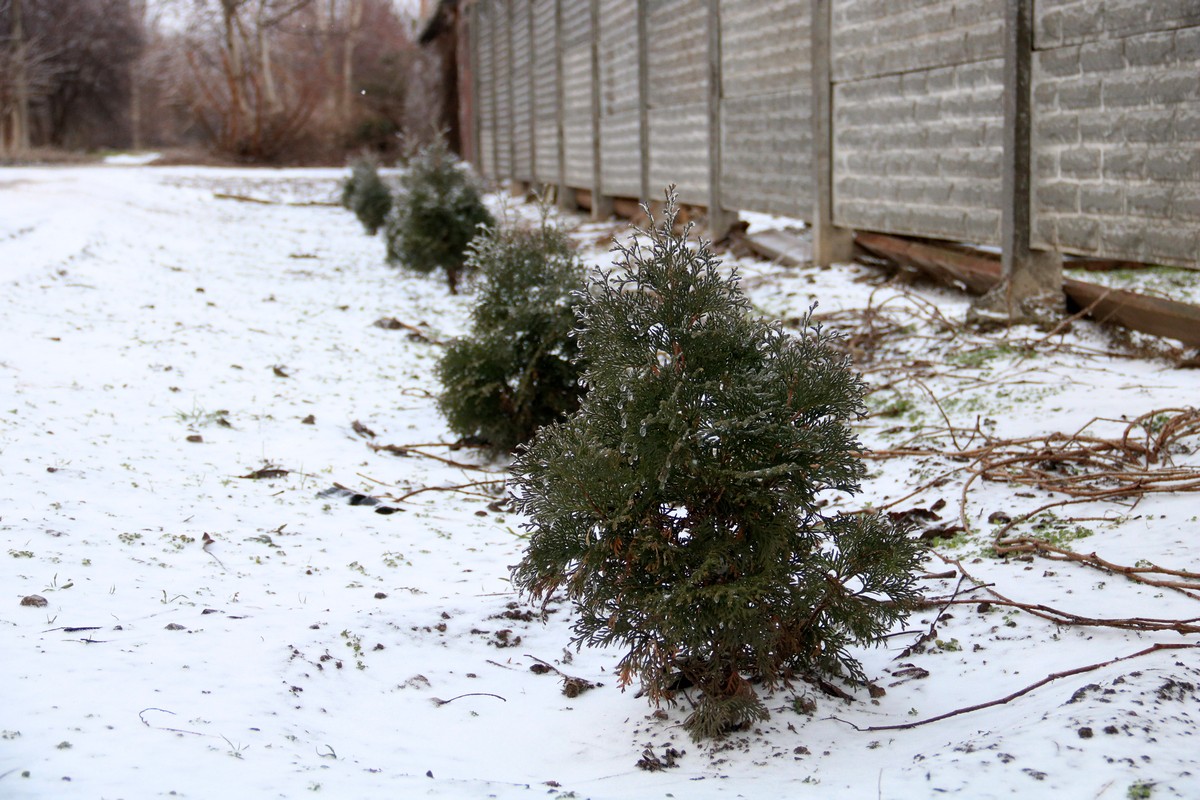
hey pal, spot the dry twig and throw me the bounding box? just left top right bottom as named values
left=833, top=642, right=1200, bottom=732
left=863, top=408, right=1200, bottom=539
left=387, top=479, right=506, bottom=504
left=370, top=442, right=502, bottom=472
left=925, top=553, right=1200, bottom=630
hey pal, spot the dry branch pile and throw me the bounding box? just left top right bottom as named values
left=867, top=408, right=1200, bottom=535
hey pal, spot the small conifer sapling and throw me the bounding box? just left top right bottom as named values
left=510, top=192, right=923, bottom=740
left=437, top=214, right=587, bottom=455
left=384, top=138, right=493, bottom=293
left=342, top=156, right=393, bottom=235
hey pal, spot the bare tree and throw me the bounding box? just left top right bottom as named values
left=128, top=1, right=199, bottom=150
left=1, top=0, right=143, bottom=154
left=41, top=0, right=142, bottom=148
left=4, top=0, right=29, bottom=153
left=176, top=0, right=416, bottom=162
left=1, top=0, right=47, bottom=156
left=344, top=0, right=419, bottom=154
left=338, top=0, right=364, bottom=127
left=177, top=0, right=322, bottom=160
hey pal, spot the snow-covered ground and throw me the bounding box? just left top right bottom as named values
left=1, top=164, right=1198, bottom=799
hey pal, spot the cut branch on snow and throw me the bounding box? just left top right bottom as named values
left=832, top=642, right=1200, bottom=732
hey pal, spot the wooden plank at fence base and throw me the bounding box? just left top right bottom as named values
left=1062, top=279, right=1200, bottom=349
left=855, top=232, right=1000, bottom=294
left=744, top=229, right=813, bottom=267
left=854, top=232, right=1200, bottom=349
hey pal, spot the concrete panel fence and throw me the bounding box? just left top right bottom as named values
left=467, top=0, right=1200, bottom=275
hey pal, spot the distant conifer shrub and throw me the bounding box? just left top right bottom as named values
left=437, top=215, right=586, bottom=456
left=384, top=139, right=493, bottom=293
left=510, top=191, right=923, bottom=740
left=341, top=156, right=392, bottom=235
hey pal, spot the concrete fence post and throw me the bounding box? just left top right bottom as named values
left=505, top=1, right=521, bottom=193
left=972, top=0, right=1063, bottom=325
left=554, top=0, right=576, bottom=210
left=589, top=0, right=614, bottom=219
left=526, top=4, right=537, bottom=191
left=810, top=0, right=855, bottom=266
left=706, top=0, right=736, bottom=240
left=489, top=3, right=501, bottom=183
left=637, top=0, right=650, bottom=208
left=468, top=0, right=482, bottom=168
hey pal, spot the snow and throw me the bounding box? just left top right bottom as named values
left=103, top=152, right=163, bottom=167
left=2, top=164, right=1199, bottom=800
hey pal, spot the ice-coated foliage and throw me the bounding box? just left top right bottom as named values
left=437, top=216, right=587, bottom=455
left=510, top=191, right=924, bottom=740
left=384, top=139, right=493, bottom=293
left=341, top=156, right=393, bottom=235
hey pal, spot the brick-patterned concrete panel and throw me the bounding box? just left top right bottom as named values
left=832, top=0, right=1005, bottom=82
left=719, top=0, right=811, bottom=218
left=560, top=0, right=591, bottom=48
left=720, top=0, right=809, bottom=97
left=721, top=91, right=812, bottom=218
left=1034, top=25, right=1200, bottom=266
left=1035, top=0, right=1200, bottom=49
left=562, top=42, right=594, bottom=188
left=833, top=58, right=1006, bottom=243
left=644, top=0, right=708, bottom=203
left=471, top=0, right=1198, bottom=267
left=647, top=0, right=708, bottom=108
left=599, top=0, right=639, bottom=116
left=649, top=105, right=710, bottom=203
left=532, top=0, right=558, bottom=183
left=602, top=110, right=642, bottom=197
left=597, top=0, right=643, bottom=197
left=493, top=7, right=513, bottom=178
left=476, top=5, right=496, bottom=179
left=511, top=0, right=533, bottom=181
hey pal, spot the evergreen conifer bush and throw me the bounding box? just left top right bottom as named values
left=384, top=138, right=493, bottom=293
left=510, top=192, right=924, bottom=740
left=437, top=216, right=587, bottom=456
left=341, top=156, right=392, bottom=235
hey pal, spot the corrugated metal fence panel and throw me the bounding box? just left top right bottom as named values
left=476, top=3, right=495, bottom=179
left=531, top=0, right=559, bottom=183
left=719, top=0, right=812, bottom=218
left=561, top=0, right=594, bottom=188
left=599, top=0, right=641, bottom=197
left=511, top=0, right=534, bottom=180
left=492, top=2, right=513, bottom=179
left=647, top=0, right=709, bottom=203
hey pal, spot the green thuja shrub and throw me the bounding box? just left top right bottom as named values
left=510, top=192, right=923, bottom=740
left=340, top=165, right=360, bottom=209
left=384, top=138, right=493, bottom=293
left=342, top=156, right=393, bottom=235
left=437, top=216, right=587, bottom=455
